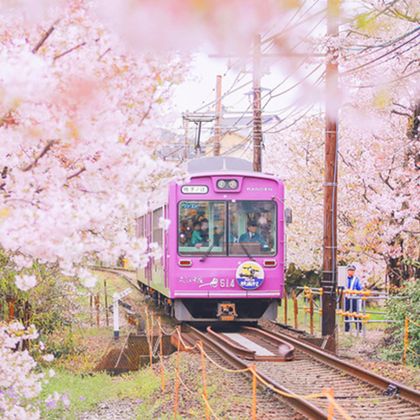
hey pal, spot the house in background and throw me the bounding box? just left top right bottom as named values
left=204, top=113, right=281, bottom=159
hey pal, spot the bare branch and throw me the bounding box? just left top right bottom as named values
left=392, top=102, right=411, bottom=110
left=53, top=41, right=86, bottom=61
left=98, top=47, right=111, bottom=61
left=22, top=140, right=56, bottom=172
left=338, top=151, right=355, bottom=168
left=32, top=21, right=59, bottom=54
left=391, top=109, right=411, bottom=117
left=66, top=167, right=86, bottom=181
left=390, top=7, right=420, bottom=24
left=125, top=102, right=154, bottom=145
left=403, top=58, right=420, bottom=73
left=379, top=173, right=395, bottom=190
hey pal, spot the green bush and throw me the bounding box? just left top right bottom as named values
left=0, top=248, right=80, bottom=357
left=382, top=280, right=420, bottom=366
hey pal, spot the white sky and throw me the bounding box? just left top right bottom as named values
left=163, top=0, right=359, bottom=137
left=168, top=50, right=325, bottom=138
left=167, top=0, right=362, bottom=135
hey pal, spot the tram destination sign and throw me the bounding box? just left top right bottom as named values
left=181, top=185, right=208, bottom=194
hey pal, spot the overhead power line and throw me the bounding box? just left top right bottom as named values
left=343, top=25, right=420, bottom=53
left=344, top=32, right=420, bottom=74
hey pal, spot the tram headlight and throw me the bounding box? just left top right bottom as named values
left=228, top=180, right=238, bottom=189
left=216, top=179, right=239, bottom=190
left=217, top=180, right=226, bottom=189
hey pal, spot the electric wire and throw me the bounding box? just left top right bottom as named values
left=263, top=7, right=327, bottom=46
left=344, top=68, right=419, bottom=89
left=191, top=1, right=325, bottom=115
left=343, top=31, right=420, bottom=74
left=264, top=103, right=320, bottom=134
left=342, top=25, right=420, bottom=52
left=219, top=16, right=327, bottom=136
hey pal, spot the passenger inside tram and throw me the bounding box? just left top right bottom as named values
left=239, top=220, right=268, bottom=248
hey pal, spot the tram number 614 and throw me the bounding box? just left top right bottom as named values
left=219, top=278, right=235, bottom=288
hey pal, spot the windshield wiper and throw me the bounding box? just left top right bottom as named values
left=200, top=242, right=214, bottom=262
left=240, top=243, right=255, bottom=261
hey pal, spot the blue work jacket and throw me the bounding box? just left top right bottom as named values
left=347, top=276, right=363, bottom=291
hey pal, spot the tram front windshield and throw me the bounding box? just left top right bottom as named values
left=178, top=200, right=277, bottom=256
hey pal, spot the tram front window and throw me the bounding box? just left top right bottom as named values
left=178, top=201, right=226, bottom=255
left=178, top=200, right=277, bottom=257
left=228, top=200, right=277, bottom=256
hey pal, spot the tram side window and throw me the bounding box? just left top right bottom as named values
left=178, top=201, right=226, bottom=255
left=152, top=208, right=163, bottom=248
left=136, top=215, right=145, bottom=238
left=228, top=200, right=277, bottom=256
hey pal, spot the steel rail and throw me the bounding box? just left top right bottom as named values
left=241, top=326, right=295, bottom=361
left=206, top=326, right=257, bottom=360
left=262, top=327, right=420, bottom=407
left=182, top=324, right=328, bottom=420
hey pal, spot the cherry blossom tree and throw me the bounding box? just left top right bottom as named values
left=0, top=1, right=186, bottom=276
left=0, top=0, right=417, bottom=415
left=0, top=2, right=309, bottom=416
left=0, top=3, right=186, bottom=414
left=338, top=0, right=418, bottom=286
left=266, top=0, right=419, bottom=286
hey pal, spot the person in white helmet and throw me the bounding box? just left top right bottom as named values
left=345, top=264, right=363, bottom=332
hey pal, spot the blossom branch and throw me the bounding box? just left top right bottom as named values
left=22, top=140, right=56, bottom=172
left=125, top=102, right=154, bottom=145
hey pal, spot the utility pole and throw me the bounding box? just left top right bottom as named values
left=322, top=0, right=339, bottom=350
left=252, top=34, right=262, bottom=172
left=183, top=117, right=189, bottom=160
left=183, top=113, right=215, bottom=156
left=214, top=75, right=222, bottom=156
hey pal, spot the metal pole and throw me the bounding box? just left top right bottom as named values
left=321, top=0, right=340, bottom=350
left=95, top=293, right=100, bottom=327
left=362, top=298, right=366, bottom=338
left=293, top=290, right=298, bottom=329
left=183, top=117, right=189, bottom=160
left=252, top=33, right=262, bottom=172
left=403, top=317, right=409, bottom=366
left=283, top=287, right=288, bottom=325
left=320, top=289, right=323, bottom=333
left=309, top=292, right=314, bottom=335
left=214, top=75, right=222, bottom=156
left=90, top=294, right=93, bottom=326
left=113, top=293, right=119, bottom=340
left=196, top=121, right=202, bottom=155
left=104, top=279, right=109, bottom=327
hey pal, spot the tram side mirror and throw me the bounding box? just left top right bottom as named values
left=285, top=208, right=293, bottom=225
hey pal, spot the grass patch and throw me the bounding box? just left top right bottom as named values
left=41, top=368, right=160, bottom=419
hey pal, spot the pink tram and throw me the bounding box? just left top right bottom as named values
left=136, top=157, right=285, bottom=322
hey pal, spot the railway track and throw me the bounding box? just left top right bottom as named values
left=180, top=324, right=329, bottom=419
left=94, top=268, right=420, bottom=419
left=179, top=324, right=420, bottom=420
